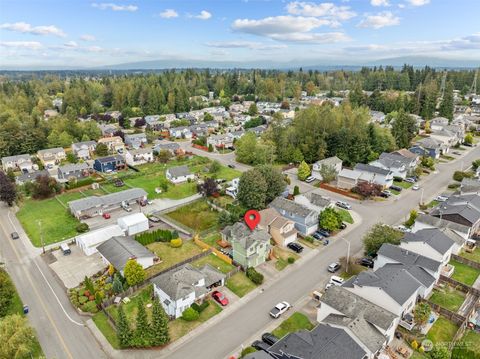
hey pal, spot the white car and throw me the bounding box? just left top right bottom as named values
left=329, top=276, right=344, bottom=286
left=269, top=301, right=291, bottom=318
left=435, top=195, right=448, bottom=202
left=305, top=176, right=316, bottom=183
left=395, top=225, right=412, bottom=233
left=412, top=185, right=420, bottom=191
left=335, top=201, right=351, bottom=210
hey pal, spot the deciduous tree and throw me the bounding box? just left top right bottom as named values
left=297, top=161, right=311, bottom=181
left=0, top=314, right=37, bottom=358
left=123, top=259, right=145, bottom=286
left=363, top=223, right=403, bottom=256
left=0, top=171, right=17, bottom=206
left=237, top=169, right=267, bottom=210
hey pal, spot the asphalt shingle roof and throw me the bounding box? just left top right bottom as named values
left=68, top=188, right=147, bottom=213
left=377, top=243, right=442, bottom=273
left=402, top=228, right=454, bottom=255
left=167, top=165, right=191, bottom=178
left=354, top=163, right=391, bottom=176
left=97, top=236, right=155, bottom=271
left=270, top=197, right=315, bottom=218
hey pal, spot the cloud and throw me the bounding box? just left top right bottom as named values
left=64, top=41, right=78, bottom=48
left=358, top=11, right=400, bottom=29
left=0, top=41, right=43, bottom=50
left=371, top=0, right=390, bottom=6
left=406, top=0, right=430, bottom=6
left=80, top=34, right=96, bottom=41
left=0, top=22, right=66, bottom=37
left=205, top=40, right=287, bottom=50
left=91, top=3, right=138, bottom=12
left=285, top=2, right=356, bottom=20
left=189, top=10, right=212, bottom=20
left=441, top=33, right=480, bottom=51
left=159, top=9, right=178, bottom=18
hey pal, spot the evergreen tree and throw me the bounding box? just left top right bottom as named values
left=0, top=170, right=17, bottom=206
left=112, top=274, right=123, bottom=294
left=439, top=81, right=454, bottom=120
left=151, top=298, right=170, bottom=346
left=132, top=298, right=151, bottom=347
left=116, top=305, right=132, bottom=348
left=391, top=110, right=417, bottom=149
left=297, top=161, right=311, bottom=181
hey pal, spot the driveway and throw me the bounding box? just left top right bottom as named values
left=48, top=245, right=105, bottom=288
left=82, top=202, right=144, bottom=230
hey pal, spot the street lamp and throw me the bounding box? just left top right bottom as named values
left=420, top=188, right=424, bottom=206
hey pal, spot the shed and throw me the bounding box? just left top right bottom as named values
left=117, top=213, right=149, bottom=236
left=75, top=224, right=125, bottom=256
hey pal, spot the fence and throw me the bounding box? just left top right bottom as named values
left=439, top=275, right=480, bottom=297
left=194, top=236, right=233, bottom=265
left=318, top=183, right=361, bottom=200
left=419, top=298, right=466, bottom=326
left=192, top=144, right=209, bottom=152
left=451, top=253, right=480, bottom=270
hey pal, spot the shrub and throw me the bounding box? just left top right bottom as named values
left=293, top=185, right=300, bottom=196
left=304, top=236, right=315, bottom=244
left=76, top=223, right=89, bottom=233
left=191, top=301, right=210, bottom=313
left=82, top=301, right=98, bottom=313
left=411, top=340, right=418, bottom=350
left=246, top=267, right=264, bottom=285
left=182, top=307, right=199, bottom=321
left=170, top=238, right=183, bottom=248
left=79, top=296, right=88, bottom=304
left=287, top=257, right=295, bottom=264
left=240, top=347, right=257, bottom=358
left=453, top=171, right=473, bottom=182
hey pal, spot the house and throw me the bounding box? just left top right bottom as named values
left=460, top=178, right=480, bottom=195
left=124, top=133, right=147, bottom=149
left=71, top=141, right=97, bottom=160
left=248, top=125, right=267, bottom=136
left=97, top=236, right=156, bottom=275
left=353, top=163, right=393, bottom=188
left=430, top=117, right=450, bottom=131
left=400, top=229, right=455, bottom=264
left=152, top=264, right=225, bottom=319
left=259, top=208, right=297, bottom=247
left=269, top=197, right=318, bottom=236
left=370, top=152, right=409, bottom=179
left=125, top=148, right=154, bottom=166
left=97, top=136, right=125, bottom=154
left=169, top=126, right=192, bottom=139
left=311, top=156, right=342, bottom=181
left=99, top=124, right=117, bottom=137
left=68, top=188, right=147, bottom=218
left=75, top=224, right=125, bottom=256
left=221, top=222, right=271, bottom=268
left=1, top=154, right=34, bottom=173
left=206, top=133, right=234, bottom=150
left=153, top=142, right=182, bottom=156
left=317, top=286, right=398, bottom=354
left=15, top=170, right=48, bottom=185
left=430, top=129, right=458, bottom=148
left=57, top=163, right=90, bottom=181
left=295, top=192, right=333, bottom=214
left=145, top=115, right=163, bottom=131
left=391, top=149, right=420, bottom=172
left=337, top=168, right=363, bottom=190
left=37, top=147, right=66, bottom=169
left=117, top=213, right=149, bottom=236
left=166, top=165, right=194, bottom=184
left=44, top=109, right=59, bottom=120
left=225, top=178, right=240, bottom=199
left=93, top=155, right=126, bottom=173
left=409, top=138, right=445, bottom=159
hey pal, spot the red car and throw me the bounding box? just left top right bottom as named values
left=102, top=213, right=111, bottom=219
left=212, top=291, right=229, bottom=306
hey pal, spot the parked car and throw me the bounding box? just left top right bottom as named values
left=212, top=291, right=229, bottom=306
left=23, top=305, right=29, bottom=314
left=325, top=283, right=333, bottom=290
left=262, top=333, right=279, bottom=346
left=287, top=242, right=304, bottom=253
left=335, top=201, right=351, bottom=210
left=121, top=201, right=132, bottom=212
left=269, top=301, right=291, bottom=318
left=327, top=262, right=341, bottom=273
left=358, top=257, right=374, bottom=268
left=339, top=222, right=347, bottom=230
left=312, top=232, right=324, bottom=240
left=329, top=275, right=344, bottom=286
left=315, top=228, right=330, bottom=238
left=10, top=232, right=19, bottom=240
left=380, top=191, right=390, bottom=198
left=435, top=195, right=448, bottom=202
left=405, top=177, right=416, bottom=183
left=305, top=176, right=315, bottom=183
left=412, top=185, right=420, bottom=191
left=395, top=225, right=412, bottom=233
left=102, top=213, right=111, bottom=219
left=228, top=164, right=236, bottom=168
left=390, top=185, right=402, bottom=192
left=252, top=340, right=270, bottom=351
left=148, top=215, right=161, bottom=223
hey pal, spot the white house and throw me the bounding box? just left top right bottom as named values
left=354, top=163, right=394, bottom=188
left=125, top=148, right=154, bottom=166
left=71, top=141, right=97, bottom=160
left=1, top=154, right=34, bottom=173
left=370, top=152, right=409, bottom=179
left=399, top=228, right=455, bottom=265
left=166, top=165, right=195, bottom=184
left=152, top=264, right=225, bottom=318
left=225, top=178, right=240, bottom=199
left=75, top=224, right=125, bottom=256
left=294, top=192, right=333, bottom=214
left=311, top=156, right=342, bottom=181
left=117, top=213, right=149, bottom=236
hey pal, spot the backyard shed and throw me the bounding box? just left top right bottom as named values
left=117, top=213, right=149, bottom=236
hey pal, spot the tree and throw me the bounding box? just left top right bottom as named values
left=438, top=81, right=454, bottom=120
left=464, top=133, right=473, bottom=145
left=134, top=117, right=146, bottom=128
left=112, top=274, right=123, bottom=294
left=472, top=159, right=480, bottom=171
left=421, top=156, right=435, bottom=170
left=352, top=182, right=383, bottom=198
left=208, top=143, right=214, bottom=152
left=84, top=275, right=95, bottom=295
left=182, top=307, right=199, bottom=321
left=116, top=305, right=132, bottom=348
left=429, top=346, right=450, bottom=359
left=391, top=110, right=417, bottom=148
left=237, top=169, right=267, bottom=210
left=123, top=259, right=145, bottom=286
left=280, top=100, right=290, bottom=110
left=198, top=177, right=218, bottom=197
left=0, top=314, right=37, bottom=358
left=297, top=161, right=311, bottom=181
left=151, top=297, right=170, bottom=346
left=95, top=143, right=109, bottom=156
left=363, top=223, right=403, bottom=256
left=0, top=268, right=15, bottom=318
left=32, top=174, right=60, bottom=199
left=66, top=152, right=78, bottom=164
left=293, top=185, right=300, bottom=196
left=319, top=164, right=337, bottom=183
left=248, top=103, right=258, bottom=116
left=209, top=160, right=221, bottom=174
left=405, top=209, right=417, bottom=227
left=157, top=149, right=172, bottom=163
left=0, top=170, right=17, bottom=206
left=319, top=208, right=342, bottom=232
left=131, top=298, right=150, bottom=347
left=413, top=302, right=431, bottom=327
left=256, top=165, right=286, bottom=203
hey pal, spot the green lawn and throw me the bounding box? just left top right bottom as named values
left=17, top=197, right=81, bottom=246
left=273, top=246, right=299, bottom=271
left=450, top=259, right=480, bottom=286
left=92, top=312, right=120, bottom=349
left=206, top=166, right=241, bottom=181
left=165, top=200, right=220, bottom=232
left=460, top=248, right=480, bottom=263
left=201, top=232, right=222, bottom=248
left=272, top=312, right=315, bottom=339
left=429, top=287, right=466, bottom=312
left=458, top=330, right=480, bottom=355
left=337, top=209, right=354, bottom=224
left=191, top=253, right=235, bottom=274
left=391, top=189, right=401, bottom=195
left=427, top=317, right=459, bottom=344
left=226, top=272, right=257, bottom=298
left=158, top=181, right=198, bottom=200
left=394, top=180, right=413, bottom=189
left=106, top=285, right=153, bottom=323
left=145, top=241, right=204, bottom=277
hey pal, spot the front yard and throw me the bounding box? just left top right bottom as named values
left=226, top=272, right=257, bottom=298
left=426, top=316, right=459, bottom=344
left=460, top=248, right=480, bottom=263
left=165, top=200, right=220, bottom=232
left=273, top=246, right=299, bottom=271
left=428, top=287, right=466, bottom=312
left=337, top=208, right=354, bottom=224
left=271, top=312, right=314, bottom=339
left=191, top=253, right=235, bottom=274
left=394, top=180, right=413, bottom=189
left=450, top=259, right=480, bottom=286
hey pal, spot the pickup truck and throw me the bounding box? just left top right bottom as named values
left=269, top=301, right=291, bottom=318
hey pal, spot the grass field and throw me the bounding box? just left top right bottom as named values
left=226, top=272, right=257, bottom=298
left=106, top=285, right=153, bottom=324
left=427, top=317, right=459, bottom=344
left=165, top=200, right=220, bottom=232
left=450, top=259, right=480, bottom=286
left=460, top=248, right=480, bottom=263
left=17, top=197, right=81, bottom=246
left=429, top=287, right=466, bottom=312
left=272, top=312, right=314, bottom=339
left=337, top=209, right=354, bottom=224
left=92, top=312, right=120, bottom=349
left=191, top=253, right=235, bottom=274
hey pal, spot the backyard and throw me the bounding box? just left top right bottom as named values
left=226, top=272, right=257, bottom=298
left=428, top=287, right=466, bottom=312
left=450, top=259, right=480, bottom=286
left=272, top=312, right=314, bottom=339
left=165, top=200, right=220, bottom=232
left=460, top=248, right=480, bottom=263
left=426, top=317, right=459, bottom=344
left=106, top=285, right=153, bottom=323
left=191, top=253, right=235, bottom=274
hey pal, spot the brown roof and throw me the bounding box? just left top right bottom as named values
left=259, top=208, right=290, bottom=229
left=393, top=148, right=418, bottom=159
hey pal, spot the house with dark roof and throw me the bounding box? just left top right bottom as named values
left=71, top=140, right=97, bottom=160
left=460, top=178, right=480, bottom=195
left=153, top=142, right=183, bottom=155
left=221, top=222, right=271, bottom=268
left=369, top=152, right=410, bottom=179
left=166, top=165, right=194, bottom=184
left=269, top=197, right=318, bottom=236
left=259, top=208, right=297, bottom=247
left=412, top=213, right=471, bottom=247
left=353, top=163, right=394, bottom=188
left=312, top=156, right=342, bottom=181
left=152, top=264, right=225, bottom=319
left=317, top=286, right=398, bottom=355
left=97, top=236, right=156, bottom=274
left=409, top=138, right=445, bottom=159
left=124, top=133, right=147, bottom=149
left=15, top=170, right=49, bottom=185
left=400, top=228, right=455, bottom=264
left=93, top=155, right=126, bottom=173
left=295, top=192, right=334, bottom=214
left=57, top=163, right=91, bottom=181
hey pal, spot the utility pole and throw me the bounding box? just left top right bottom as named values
left=37, top=220, right=45, bottom=254
left=420, top=188, right=424, bottom=206
left=342, top=238, right=351, bottom=274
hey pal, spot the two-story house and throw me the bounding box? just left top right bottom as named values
left=98, top=136, right=125, bottom=154
left=169, top=126, right=192, bottom=139
left=125, top=148, right=154, bottom=166
left=294, top=192, right=333, bottom=214
left=166, top=165, right=195, bottom=184
left=37, top=147, right=66, bottom=169
left=124, top=133, right=148, bottom=149
left=311, top=156, right=342, bottom=181
left=93, top=155, right=126, bottom=173
left=152, top=264, right=225, bottom=318
left=221, top=222, right=271, bottom=268
left=57, top=163, right=91, bottom=181
left=259, top=208, right=297, bottom=247
left=1, top=154, right=34, bottom=173
left=269, top=197, right=319, bottom=236
left=370, top=152, right=409, bottom=179
left=399, top=228, right=455, bottom=265
left=71, top=141, right=97, bottom=160
left=206, top=133, right=234, bottom=151
left=409, top=138, right=445, bottom=159
left=353, top=163, right=394, bottom=188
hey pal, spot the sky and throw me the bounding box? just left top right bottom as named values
left=0, top=0, right=479, bottom=68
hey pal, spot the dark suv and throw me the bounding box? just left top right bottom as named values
left=358, top=257, right=374, bottom=268
left=262, top=332, right=278, bottom=346
left=315, top=228, right=330, bottom=237
left=287, top=242, right=304, bottom=253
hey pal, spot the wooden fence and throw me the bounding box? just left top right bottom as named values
left=419, top=298, right=466, bottom=326
left=194, top=236, right=233, bottom=265
left=318, top=183, right=361, bottom=200
left=451, top=253, right=480, bottom=270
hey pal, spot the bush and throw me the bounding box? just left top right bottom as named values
left=453, top=171, right=473, bottom=182
left=170, top=238, right=183, bottom=248
left=293, top=185, right=300, bottom=196
left=240, top=347, right=257, bottom=358
left=448, top=183, right=461, bottom=189
left=191, top=301, right=210, bottom=313
left=287, top=257, right=295, bottom=264
left=79, top=296, right=88, bottom=304
left=82, top=301, right=98, bottom=313
left=304, top=236, right=315, bottom=244
left=76, top=223, right=89, bottom=233
left=135, top=229, right=177, bottom=245
left=182, top=307, right=199, bottom=321
left=246, top=267, right=264, bottom=285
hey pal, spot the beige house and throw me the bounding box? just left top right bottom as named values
left=37, top=147, right=66, bottom=169
left=97, top=136, right=125, bottom=154
left=259, top=208, right=297, bottom=247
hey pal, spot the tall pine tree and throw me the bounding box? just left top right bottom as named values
left=132, top=298, right=151, bottom=347
left=151, top=298, right=170, bottom=346
left=439, top=81, right=454, bottom=120
left=116, top=305, right=132, bottom=348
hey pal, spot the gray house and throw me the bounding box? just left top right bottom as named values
left=124, top=133, right=147, bottom=149
left=1, top=154, right=34, bottom=173
left=71, top=141, right=97, bottom=160
left=269, top=197, right=318, bottom=236
left=57, top=163, right=90, bottom=181
left=15, top=170, right=49, bottom=185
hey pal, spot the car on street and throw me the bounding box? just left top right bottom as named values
left=102, top=212, right=111, bottom=219
left=405, top=177, right=417, bottom=183
left=335, top=201, right=351, bottom=210
left=10, top=232, right=19, bottom=240
left=252, top=340, right=270, bottom=351
left=312, top=232, right=324, bottom=240
left=435, top=195, right=448, bottom=202
left=395, top=225, right=412, bottom=233
left=228, top=164, right=236, bottom=168
left=339, top=222, right=347, bottom=230
left=305, top=176, right=315, bottom=183
left=23, top=305, right=29, bottom=314
left=390, top=185, right=402, bottom=192
left=212, top=291, right=229, bottom=306
left=287, top=242, right=304, bottom=253
left=412, top=185, right=420, bottom=191
left=262, top=333, right=279, bottom=346
left=269, top=301, right=291, bottom=318
left=327, top=262, right=341, bottom=273
left=315, top=228, right=330, bottom=237
left=358, top=257, right=374, bottom=268
left=329, top=275, right=344, bottom=286
left=148, top=215, right=161, bottom=223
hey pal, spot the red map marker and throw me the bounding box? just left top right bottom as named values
left=244, top=209, right=261, bottom=231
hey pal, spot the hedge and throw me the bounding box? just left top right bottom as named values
left=182, top=307, right=199, bottom=321
left=246, top=267, right=264, bottom=285
left=65, top=177, right=95, bottom=189
left=135, top=229, right=179, bottom=245
left=191, top=301, right=210, bottom=313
